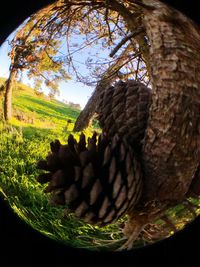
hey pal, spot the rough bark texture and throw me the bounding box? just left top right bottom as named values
left=4, top=67, right=17, bottom=121
left=141, top=0, right=200, bottom=202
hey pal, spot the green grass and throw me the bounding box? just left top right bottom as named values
left=0, top=80, right=126, bottom=251
left=0, top=124, right=125, bottom=251
left=0, top=79, right=200, bottom=251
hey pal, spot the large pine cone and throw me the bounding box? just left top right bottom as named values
left=37, top=133, right=143, bottom=226
left=96, top=80, right=151, bottom=150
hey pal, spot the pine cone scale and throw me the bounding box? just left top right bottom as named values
left=64, top=184, right=79, bottom=203
left=115, top=185, right=127, bottom=209
left=89, top=179, right=102, bottom=205
left=74, top=201, right=89, bottom=218
left=82, top=163, right=94, bottom=188
left=98, top=197, right=110, bottom=219
left=108, top=157, right=117, bottom=184
left=112, top=172, right=123, bottom=199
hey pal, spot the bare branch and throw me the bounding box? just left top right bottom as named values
left=135, top=54, right=141, bottom=80
left=104, top=0, right=113, bottom=44
left=109, top=27, right=144, bottom=57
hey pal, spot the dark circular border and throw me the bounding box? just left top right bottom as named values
left=0, top=0, right=199, bottom=266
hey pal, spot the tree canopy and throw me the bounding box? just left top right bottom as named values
left=12, top=0, right=150, bottom=88
left=8, top=8, right=70, bottom=97
left=3, top=0, right=151, bottom=120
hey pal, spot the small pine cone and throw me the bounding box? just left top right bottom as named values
left=36, top=133, right=143, bottom=226
left=96, top=80, right=151, bottom=150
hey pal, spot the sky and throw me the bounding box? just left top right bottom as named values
left=0, top=30, right=95, bottom=110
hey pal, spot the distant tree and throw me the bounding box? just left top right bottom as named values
left=3, top=6, right=70, bottom=121
left=68, top=101, right=81, bottom=110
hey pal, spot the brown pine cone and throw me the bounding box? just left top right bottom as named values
left=37, top=132, right=143, bottom=226
left=96, top=80, right=151, bottom=150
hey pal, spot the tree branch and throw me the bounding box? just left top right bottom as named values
left=109, top=27, right=144, bottom=57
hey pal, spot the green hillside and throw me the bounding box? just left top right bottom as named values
left=0, top=77, right=83, bottom=137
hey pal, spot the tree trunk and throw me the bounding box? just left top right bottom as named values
left=4, top=67, right=17, bottom=121
left=141, top=0, right=200, bottom=202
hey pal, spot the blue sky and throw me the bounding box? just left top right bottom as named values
left=0, top=31, right=95, bottom=109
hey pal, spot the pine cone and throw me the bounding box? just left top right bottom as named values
left=96, top=80, right=151, bottom=150
left=37, top=133, right=143, bottom=226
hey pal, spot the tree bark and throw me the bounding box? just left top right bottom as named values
left=4, top=67, right=17, bottom=121
left=141, top=0, right=200, bottom=202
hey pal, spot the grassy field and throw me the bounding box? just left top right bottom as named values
left=0, top=79, right=127, bottom=251
left=0, top=78, right=200, bottom=251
